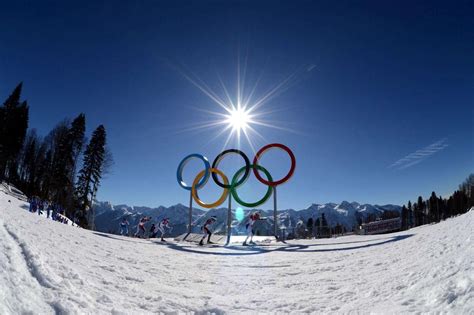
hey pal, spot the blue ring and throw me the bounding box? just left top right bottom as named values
left=177, top=154, right=210, bottom=191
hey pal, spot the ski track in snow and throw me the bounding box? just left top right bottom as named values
left=0, top=218, right=53, bottom=314
left=0, top=191, right=473, bottom=314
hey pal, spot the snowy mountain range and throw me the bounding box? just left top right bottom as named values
left=93, top=201, right=401, bottom=236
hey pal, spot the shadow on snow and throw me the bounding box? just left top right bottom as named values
left=91, top=231, right=414, bottom=257
left=153, top=234, right=415, bottom=256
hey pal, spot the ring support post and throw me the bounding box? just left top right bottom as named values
left=226, top=194, right=232, bottom=245
left=188, top=191, right=193, bottom=239
left=274, top=186, right=278, bottom=240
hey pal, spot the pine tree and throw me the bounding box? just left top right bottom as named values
left=0, top=83, right=29, bottom=181
left=335, top=223, right=342, bottom=236
left=48, top=122, right=72, bottom=206
left=321, top=213, right=328, bottom=226
left=429, top=192, right=439, bottom=223
left=18, top=130, right=40, bottom=196
left=64, top=113, right=86, bottom=214
left=306, top=217, right=314, bottom=238
left=40, top=149, right=53, bottom=198
left=416, top=196, right=424, bottom=226
left=314, top=218, right=321, bottom=237
left=401, top=205, right=408, bottom=230
left=68, top=113, right=86, bottom=180
left=320, top=213, right=329, bottom=237
left=413, top=202, right=417, bottom=226
left=407, top=201, right=413, bottom=227
left=438, top=196, right=445, bottom=220
left=76, top=125, right=107, bottom=228
left=30, top=140, right=48, bottom=198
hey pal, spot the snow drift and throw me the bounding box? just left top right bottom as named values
left=0, top=191, right=472, bottom=314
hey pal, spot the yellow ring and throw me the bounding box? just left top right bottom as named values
left=192, top=168, right=229, bottom=209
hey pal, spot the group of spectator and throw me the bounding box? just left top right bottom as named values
left=28, top=196, right=70, bottom=224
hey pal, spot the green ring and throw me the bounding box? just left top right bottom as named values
left=231, top=164, right=273, bottom=208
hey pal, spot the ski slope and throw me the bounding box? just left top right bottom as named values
left=0, top=191, right=472, bottom=314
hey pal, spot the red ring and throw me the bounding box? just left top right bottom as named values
left=253, top=143, right=296, bottom=186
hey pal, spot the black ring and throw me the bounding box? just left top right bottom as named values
left=211, top=149, right=250, bottom=189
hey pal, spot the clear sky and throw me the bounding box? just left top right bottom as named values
left=0, top=1, right=472, bottom=210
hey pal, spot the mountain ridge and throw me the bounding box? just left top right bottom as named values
left=93, top=200, right=402, bottom=236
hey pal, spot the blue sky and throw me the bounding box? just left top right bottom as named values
left=0, top=1, right=472, bottom=209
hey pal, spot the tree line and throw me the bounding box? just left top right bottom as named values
left=399, top=174, right=473, bottom=230
left=295, top=174, right=474, bottom=239
left=288, top=214, right=346, bottom=239
left=0, top=83, right=112, bottom=228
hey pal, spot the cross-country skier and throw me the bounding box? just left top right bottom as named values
left=199, top=216, right=217, bottom=246
left=119, top=218, right=130, bottom=236
left=243, top=212, right=264, bottom=246
left=148, top=223, right=156, bottom=238
left=134, top=216, right=150, bottom=238
left=157, top=218, right=171, bottom=241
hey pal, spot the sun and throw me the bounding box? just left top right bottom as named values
left=177, top=59, right=303, bottom=152
left=225, top=106, right=252, bottom=132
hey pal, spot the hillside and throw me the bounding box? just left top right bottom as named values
left=1, top=190, right=472, bottom=313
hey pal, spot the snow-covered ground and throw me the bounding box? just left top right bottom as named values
left=0, top=190, right=472, bottom=314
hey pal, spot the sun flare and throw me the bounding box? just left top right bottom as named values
left=225, top=106, right=252, bottom=132
left=177, top=60, right=303, bottom=152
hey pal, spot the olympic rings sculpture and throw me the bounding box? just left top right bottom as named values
left=176, top=143, right=295, bottom=209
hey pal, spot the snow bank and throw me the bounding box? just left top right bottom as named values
left=0, top=191, right=472, bottom=314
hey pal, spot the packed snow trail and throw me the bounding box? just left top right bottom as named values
left=0, top=217, right=53, bottom=314
left=0, top=191, right=472, bottom=314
